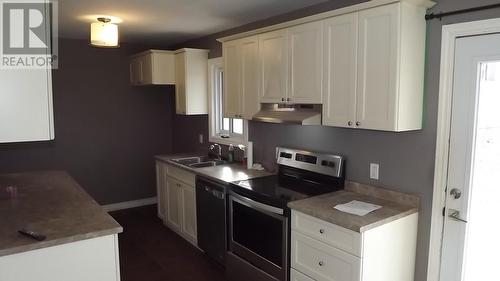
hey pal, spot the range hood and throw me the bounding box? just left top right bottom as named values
left=252, top=104, right=322, bottom=125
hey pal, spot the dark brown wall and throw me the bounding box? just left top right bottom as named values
left=169, top=1, right=500, bottom=280
left=0, top=38, right=176, bottom=205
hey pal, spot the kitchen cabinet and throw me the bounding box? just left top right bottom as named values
left=156, top=161, right=198, bottom=246
left=223, top=36, right=260, bottom=119
left=174, top=48, right=209, bottom=115
left=288, top=21, right=323, bottom=104
left=129, top=50, right=175, bottom=85
left=259, top=29, right=288, bottom=103
left=166, top=177, right=183, bottom=233
left=0, top=67, right=54, bottom=143
left=323, top=2, right=427, bottom=131
left=219, top=0, right=433, bottom=131
left=259, top=22, right=323, bottom=104
left=322, top=13, right=358, bottom=128
left=291, top=210, right=418, bottom=281
left=155, top=161, right=167, bottom=220
left=0, top=235, right=120, bottom=281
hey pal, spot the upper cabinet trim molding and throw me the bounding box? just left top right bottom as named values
left=216, top=0, right=435, bottom=43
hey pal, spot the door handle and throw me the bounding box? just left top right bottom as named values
left=449, top=209, right=467, bottom=223
left=450, top=188, right=462, bottom=199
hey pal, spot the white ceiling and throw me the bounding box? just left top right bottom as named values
left=58, top=0, right=330, bottom=45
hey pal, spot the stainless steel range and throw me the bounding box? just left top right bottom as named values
left=226, top=147, right=345, bottom=281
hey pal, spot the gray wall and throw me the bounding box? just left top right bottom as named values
left=0, top=38, right=176, bottom=205
left=171, top=0, right=500, bottom=280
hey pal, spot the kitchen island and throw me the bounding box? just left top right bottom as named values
left=0, top=171, right=122, bottom=281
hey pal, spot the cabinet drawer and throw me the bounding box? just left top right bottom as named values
left=292, top=211, right=362, bottom=257
left=166, top=164, right=196, bottom=186
left=291, top=231, right=361, bottom=281
left=291, top=268, right=316, bottom=281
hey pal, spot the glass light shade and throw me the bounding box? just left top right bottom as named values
left=90, top=21, right=119, bottom=48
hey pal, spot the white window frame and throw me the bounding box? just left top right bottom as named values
left=208, top=57, right=248, bottom=146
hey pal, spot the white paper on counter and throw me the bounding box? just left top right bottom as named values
left=333, top=200, right=382, bottom=216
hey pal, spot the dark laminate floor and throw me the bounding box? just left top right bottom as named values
left=110, top=205, right=225, bottom=281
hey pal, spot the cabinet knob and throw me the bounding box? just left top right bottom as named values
left=347, top=121, right=352, bottom=126
left=281, top=98, right=285, bottom=102
left=287, top=98, right=291, bottom=102
left=319, top=229, right=325, bottom=234
left=356, top=121, right=361, bottom=126
left=318, top=261, right=324, bottom=267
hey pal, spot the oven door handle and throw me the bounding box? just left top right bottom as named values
left=230, top=193, right=284, bottom=215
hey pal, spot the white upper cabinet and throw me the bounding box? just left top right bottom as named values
left=223, top=36, right=260, bottom=120
left=322, top=13, right=358, bottom=128
left=323, top=1, right=429, bottom=131
left=223, top=41, right=242, bottom=118
left=240, top=37, right=261, bottom=120
left=129, top=50, right=175, bottom=85
left=288, top=21, right=323, bottom=104
left=259, top=29, right=289, bottom=103
left=0, top=68, right=54, bottom=143
left=356, top=3, right=399, bottom=131
left=175, top=48, right=209, bottom=115
left=219, top=0, right=434, bottom=131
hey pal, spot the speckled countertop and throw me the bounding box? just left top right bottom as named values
left=0, top=171, right=123, bottom=257
left=288, top=181, right=419, bottom=233
left=155, top=154, right=273, bottom=184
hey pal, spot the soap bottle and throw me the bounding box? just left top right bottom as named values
left=228, top=144, right=235, bottom=163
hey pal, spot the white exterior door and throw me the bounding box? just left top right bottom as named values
left=322, top=13, right=358, bottom=128
left=440, top=33, right=500, bottom=281
left=288, top=21, right=323, bottom=104
left=259, top=29, right=288, bottom=103
left=356, top=3, right=399, bottom=130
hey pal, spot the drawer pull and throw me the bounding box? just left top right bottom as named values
left=318, top=261, right=324, bottom=267
left=319, top=229, right=325, bottom=234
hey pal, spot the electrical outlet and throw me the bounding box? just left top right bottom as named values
left=198, top=134, right=204, bottom=144
left=370, top=163, right=379, bottom=180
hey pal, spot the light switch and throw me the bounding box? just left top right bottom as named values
left=370, top=163, right=379, bottom=180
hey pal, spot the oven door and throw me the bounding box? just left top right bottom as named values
left=229, top=193, right=288, bottom=281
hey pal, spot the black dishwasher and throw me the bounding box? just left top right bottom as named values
left=196, top=176, right=227, bottom=266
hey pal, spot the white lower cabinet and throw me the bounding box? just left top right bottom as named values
left=0, top=235, right=120, bottom=281
left=291, top=210, right=419, bottom=281
left=156, top=161, right=197, bottom=246
left=291, top=269, right=316, bottom=281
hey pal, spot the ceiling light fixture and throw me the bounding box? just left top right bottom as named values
left=90, top=17, right=119, bottom=48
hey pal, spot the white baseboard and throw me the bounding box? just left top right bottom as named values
left=102, top=197, right=157, bottom=212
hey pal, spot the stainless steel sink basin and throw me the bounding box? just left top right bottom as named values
left=171, top=156, right=225, bottom=168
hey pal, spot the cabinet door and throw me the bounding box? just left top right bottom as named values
left=241, top=36, right=260, bottom=120
left=356, top=3, right=399, bottom=130
left=291, top=269, right=315, bottom=281
left=141, top=54, right=153, bottom=84
left=155, top=162, right=166, bottom=220
left=322, top=13, right=358, bottom=128
left=181, top=184, right=197, bottom=243
left=288, top=21, right=323, bottom=104
left=259, top=29, right=288, bottom=103
left=166, top=178, right=182, bottom=232
left=223, top=41, right=242, bottom=118
left=175, top=52, right=187, bottom=114
left=0, top=68, right=53, bottom=143
left=130, top=57, right=143, bottom=85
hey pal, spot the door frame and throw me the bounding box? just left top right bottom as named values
left=428, top=17, right=500, bottom=281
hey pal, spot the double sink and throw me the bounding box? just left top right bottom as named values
left=171, top=156, right=226, bottom=169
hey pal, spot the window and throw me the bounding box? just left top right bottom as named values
left=208, top=58, right=247, bottom=145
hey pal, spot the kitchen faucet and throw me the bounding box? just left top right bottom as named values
left=209, top=143, right=222, bottom=160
